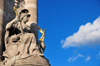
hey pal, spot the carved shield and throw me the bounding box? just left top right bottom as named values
left=7, top=44, right=18, bottom=57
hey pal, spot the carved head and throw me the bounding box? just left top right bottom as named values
left=19, top=9, right=31, bottom=23
left=20, top=9, right=29, bottom=14
left=22, top=14, right=30, bottom=23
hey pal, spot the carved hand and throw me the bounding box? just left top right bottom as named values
left=13, top=16, right=19, bottom=24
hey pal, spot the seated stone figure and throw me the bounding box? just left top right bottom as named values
left=3, top=9, right=50, bottom=66
left=3, top=9, right=41, bottom=60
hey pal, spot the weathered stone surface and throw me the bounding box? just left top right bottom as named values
left=25, top=0, right=37, bottom=24
left=13, top=55, right=50, bottom=66
left=16, top=64, right=49, bottom=66
left=0, top=62, right=3, bottom=66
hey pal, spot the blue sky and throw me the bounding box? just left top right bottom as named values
left=38, top=0, right=100, bottom=66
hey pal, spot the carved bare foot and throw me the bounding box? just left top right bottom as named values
left=20, top=53, right=30, bottom=59
left=38, top=54, right=44, bottom=56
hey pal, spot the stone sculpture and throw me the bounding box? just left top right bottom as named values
left=1, top=0, right=50, bottom=66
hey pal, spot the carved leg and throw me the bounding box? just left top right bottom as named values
left=18, top=44, right=24, bottom=54
left=28, top=33, right=41, bottom=55
left=29, top=43, right=37, bottom=55
left=24, top=43, right=29, bottom=54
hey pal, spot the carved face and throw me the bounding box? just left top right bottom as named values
left=22, top=14, right=30, bottom=23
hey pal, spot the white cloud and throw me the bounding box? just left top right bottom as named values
left=68, top=58, right=72, bottom=62
left=73, top=56, right=77, bottom=61
left=68, top=56, right=78, bottom=62
left=61, top=16, right=100, bottom=48
left=85, top=56, right=91, bottom=62
left=98, top=51, right=100, bottom=56
left=78, top=54, right=85, bottom=57
left=68, top=54, right=85, bottom=62
left=61, top=39, right=64, bottom=44
left=96, top=51, right=100, bottom=58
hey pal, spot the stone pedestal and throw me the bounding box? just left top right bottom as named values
left=13, top=55, right=50, bottom=66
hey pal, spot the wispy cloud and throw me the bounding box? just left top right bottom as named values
left=68, top=56, right=78, bottom=62
left=96, top=51, right=100, bottom=58
left=78, top=54, right=85, bottom=57
left=61, top=39, right=64, bottom=44
left=68, top=54, right=85, bottom=62
left=98, top=51, right=100, bottom=56
left=61, top=16, right=100, bottom=48
left=85, top=56, right=91, bottom=62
